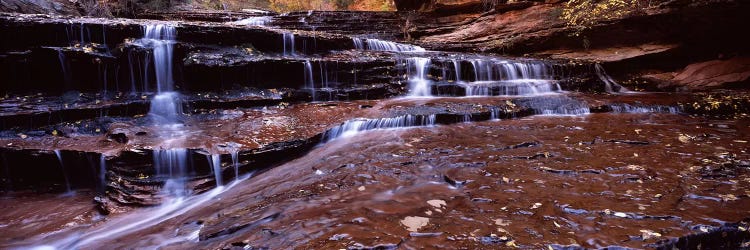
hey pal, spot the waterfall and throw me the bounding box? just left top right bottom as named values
left=353, top=38, right=426, bottom=52
left=283, top=33, right=296, bottom=56
left=57, top=50, right=72, bottom=87
left=460, top=80, right=562, bottom=96
left=149, top=92, right=183, bottom=124
left=595, top=63, right=629, bottom=93
left=608, top=103, right=680, bottom=114
left=230, top=16, right=271, bottom=26
left=452, top=59, right=461, bottom=82
left=53, top=150, right=72, bottom=193
left=407, top=57, right=432, bottom=97
left=154, top=149, right=190, bottom=198
left=231, top=150, right=239, bottom=178
left=99, top=155, right=107, bottom=193
left=322, top=114, right=437, bottom=142
left=304, top=60, right=316, bottom=101
left=137, top=24, right=181, bottom=125
left=353, top=38, right=364, bottom=50
left=517, top=96, right=591, bottom=116
left=142, top=24, right=176, bottom=93
left=209, top=155, right=223, bottom=186
left=440, top=59, right=561, bottom=96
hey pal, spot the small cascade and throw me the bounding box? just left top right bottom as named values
left=304, top=60, right=316, bottom=101
left=430, top=59, right=562, bottom=97
left=353, top=38, right=426, bottom=52
left=490, top=107, right=501, bottom=120
left=517, top=96, right=591, bottom=116
left=57, top=50, right=72, bottom=87
left=230, top=16, right=271, bottom=26
left=608, top=103, right=681, bottom=114
left=322, top=114, right=437, bottom=142
left=352, top=38, right=364, bottom=50
left=65, top=22, right=90, bottom=45
left=230, top=150, right=239, bottom=178
left=452, top=59, right=461, bottom=82
left=595, top=64, right=629, bottom=93
left=53, top=150, right=72, bottom=193
left=460, top=80, right=562, bottom=96
left=99, top=155, right=107, bottom=193
left=149, top=92, right=183, bottom=124
left=209, top=155, right=222, bottom=186
left=142, top=25, right=176, bottom=93
left=283, top=33, right=296, bottom=56
left=137, top=24, right=182, bottom=125
left=153, top=149, right=190, bottom=198
left=406, top=57, right=432, bottom=97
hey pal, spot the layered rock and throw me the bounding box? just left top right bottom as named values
left=397, top=0, right=750, bottom=90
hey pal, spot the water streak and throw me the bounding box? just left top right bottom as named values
left=283, top=33, right=296, bottom=56
left=595, top=64, right=629, bottom=93
left=53, top=150, right=72, bottom=193
left=304, top=60, right=316, bottom=101
left=323, top=114, right=437, bottom=142
left=407, top=57, right=432, bottom=97
left=230, top=16, right=271, bottom=26
left=210, top=154, right=223, bottom=186
left=153, top=149, right=190, bottom=198
left=353, top=38, right=426, bottom=52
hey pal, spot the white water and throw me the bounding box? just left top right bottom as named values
left=57, top=50, right=72, bottom=86
left=407, top=57, right=432, bottom=97
left=523, top=96, right=591, bottom=116
left=210, top=154, right=223, bottom=186
left=460, top=79, right=562, bottom=96
left=283, top=33, right=296, bottom=56
left=137, top=24, right=182, bottom=125
left=595, top=63, right=629, bottom=93
left=230, top=16, right=271, bottom=26
left=153, top=149, right=190, bottom=198
left=304, top=60, right=316, bottom=100
left=99, top=155, right=106, bottom=192
left=322, top=114, right=437, bottom=142
left=35, top=174, right=252, bottom=249
left=352, top=38, right=426, bottom=52
left=609, top=103, right=680, bottom=114
left=53, top=150, right=72, bottom=193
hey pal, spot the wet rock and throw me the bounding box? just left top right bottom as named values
left=651, top=219, right=750, bottom=249
left=107, top=132, right=128, bottom=144
left=400, top=216, right=430, bottom=232
left=93, top=195, right=112, bottom=215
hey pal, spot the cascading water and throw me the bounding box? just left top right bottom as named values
left=595, top=63, right=629, bottom=93
left=352, top=38, right=426, bottom=52
left=231, top=150, right=239, bottom=178
left=283, top=33, right=296, bottom=56
left=304, top=60, right=316, bottom=101
left=516, top=96, right=591, bottom=116
left=406, top=57, right=432, bottom=97
left=99, top=155, right=107, bottom=193
left=608, top=103, right=681, bottom=114
left=209, top=155, right=223, bottom=186
left=457, top=60, right=560, bottom=96
left=230, top=16, right=271, bottom=26
left=138, top=24, right=182, bottom=125
left=154, top=149, right=190, bottom=198
left=322, top=114, right=437, bottom=142
left=53, top=150, right=72, bottom=194
left=57, top=50, right=72, bottom=87
left=352, top=38, right=364, bottom=50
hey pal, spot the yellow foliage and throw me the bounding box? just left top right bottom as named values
left=562, top=0, right=642, bottom=30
